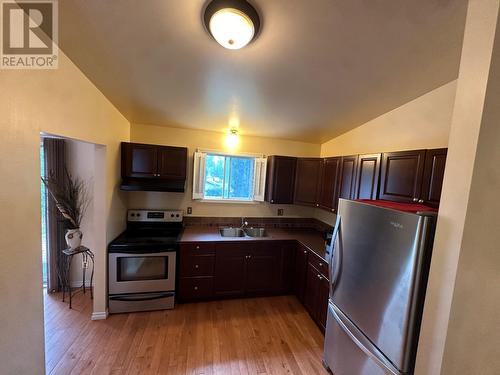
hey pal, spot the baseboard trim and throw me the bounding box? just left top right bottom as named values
left=91, top=309, right=108, bottom=321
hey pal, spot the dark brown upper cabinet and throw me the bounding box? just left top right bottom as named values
left=318, top=157, right=341, bottom=212
left=265, top=156, right=297, bottom=204
left=338, top=155, right=359, bottom=200
left=379, top=149, right=427, bottom=203
left=121, top=142, right=188, bottom=192
left=353, top=153, right=382, bottom=200
left=294, top=158, right=323, bottom=207
left=421, top=148, right=448, bottom=208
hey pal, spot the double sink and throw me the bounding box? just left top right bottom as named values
left=219, top=227, right=267, bottom=238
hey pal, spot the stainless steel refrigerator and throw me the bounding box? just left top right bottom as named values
left=324, top=199, right=437, bottom=375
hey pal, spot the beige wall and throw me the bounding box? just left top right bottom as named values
left=416, top=0, right=500, bottom=374
left=320, top=81, right=456, bottom=157
left=129, top=123, right=320, bottom=218
left=0, top=50, right=130, bottom=374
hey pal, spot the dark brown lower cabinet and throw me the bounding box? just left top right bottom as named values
left=179, top=240, right=330, bottom=333
left=304, top=262, right=330, bottom=332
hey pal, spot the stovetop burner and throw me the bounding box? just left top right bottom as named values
left=108, top=209, right=184, bottom=253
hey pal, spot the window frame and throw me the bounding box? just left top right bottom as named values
left=192, top=149, right=267, bottom=203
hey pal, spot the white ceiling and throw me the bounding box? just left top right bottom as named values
left=59, top=0, right=467, bottom=143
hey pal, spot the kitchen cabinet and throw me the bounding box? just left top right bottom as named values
left=379, top=149, right=426, bottom=203
left=294, top=244, right=309, bottom=303
left=304, top=262, right=329, bottom=332
left=246, top=242, right=281, bottom=294
left=214, top=243, right=249, bottom=297
left=318, top=157, right=342, bottom=212
left=179, top=243, right=216, bottom=301
left=294, top=158, right=323, bottom=207
left=338, top=155, right=359, bottom=200
left=379, top=149, right=447, bottom=205
left=354, top=153, right=381, bottom=200
left=421, top=148, right=447, bottom=208
left=265, top=156, right=297, bottom=204
left=121, top=142, right=188, bottom=192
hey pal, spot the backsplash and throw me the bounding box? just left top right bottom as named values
left=184, top=216, right=332, bottom=232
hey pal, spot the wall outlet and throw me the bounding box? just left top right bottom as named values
left=187, top=207, right=193, bottom=215
left=277, top=208, right=284, bottom=216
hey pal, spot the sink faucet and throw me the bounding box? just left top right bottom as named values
left=240, top=217, right=248, bottom=229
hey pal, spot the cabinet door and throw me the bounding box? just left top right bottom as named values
left=354, top=153, right=381, bottom=200
left=214, top=243, right=247, bottom=297
left=294, top=245, right=309, bottom=303
left=246, top=242, right=281, bottom=294
left=317, top=276, right=330, bottom=332
left=294, top=158, right=322, bottom=206
left=421, top=148, right=447, bottom=208
left=379, top=150, right=426, bottom=203
left=157, top=146, right=187, bottom=179
left=122, top=142, right=158, bottom=178
left=319, top=157, right=341, bottom=212
left=304, top=263, right=320, bottom=317
left=338, top=155, right=359, bottom=201
left=265, top=156, right=297, bottom=204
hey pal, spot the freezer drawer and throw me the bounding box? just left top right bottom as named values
left=324, top=303, right=403, bottom=375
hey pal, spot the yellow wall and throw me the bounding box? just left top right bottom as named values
left=129, top=123, right=321, bottom=218
left=0, top=51, right=130, bottom=374
left=320, top=81, right=456, bottom=157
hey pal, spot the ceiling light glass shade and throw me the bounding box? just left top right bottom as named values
left=209, top=8, right=255, bottom=49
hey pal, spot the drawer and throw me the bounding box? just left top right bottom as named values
left=308, top=251, right=329, bottom=278
left=181, top=255, right=215, bottom=277
left=181, top=242, right=216, bottom=255
left=179, top=277, right=213, bottom=301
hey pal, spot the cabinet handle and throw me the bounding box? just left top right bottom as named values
left=303, top=250, right=307, bottom=254
left=271, top=199, right=274, bottom=203
left=194, top=264, right=199, bottom=269
left=317, top=274, right=322, bottom=280
left=412, top=198, right=418, bottom=202
left=418, top=199, right=424, bottom=203
left=194, top=286, right=198, bottom=291
left=316, top=204, right=319, bottom=207
left=248, top=255, right=252, bottom=259
left=319, top=262, right=323, bottom=267
left=196, top=245, right=200, bottom=250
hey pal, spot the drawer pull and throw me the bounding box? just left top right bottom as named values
left=194, top=286, right=198, bottom=291
left=196, top=245, right=200, bottom=250
left=303, top=250, right=307, bottom=254
left=319, top=262, right=323, bottom=267
left=317, top=274, right=322, bottom=280
left=195, top=264, right=199, bottom=269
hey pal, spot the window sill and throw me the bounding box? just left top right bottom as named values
left=196, top=199, right=262, bottom=205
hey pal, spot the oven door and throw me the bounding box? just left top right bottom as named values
left=108, top=251, right=176, bottom=295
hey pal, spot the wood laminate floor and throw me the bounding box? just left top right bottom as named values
left=44, top=291, right=329, bottom=375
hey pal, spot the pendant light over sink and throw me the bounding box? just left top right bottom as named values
left=203, top=0, right=261, bottom=50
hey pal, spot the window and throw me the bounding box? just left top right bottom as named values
left=193, top=151, right=267, bottom=202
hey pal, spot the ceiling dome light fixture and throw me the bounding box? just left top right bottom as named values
left=203, top=0, right=261, bottom=50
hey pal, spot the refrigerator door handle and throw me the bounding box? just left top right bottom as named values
left=330, top=303, right=403, bottom=375
left=330, top=214, right=342, bottom=294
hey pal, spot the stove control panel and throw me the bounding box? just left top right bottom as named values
left=127, top=210, right=183, bottom=222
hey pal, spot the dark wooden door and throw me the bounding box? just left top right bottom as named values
left=265, top=156, right=297, bottom=204
left=246, top=243, right=281, bottom=294
left=294, top=158, right=322, bottom=207
left=379, top=150, right=426, bottom=203
left=421, top=148, right=447, bottom=207
left=354, top=153, right=381, bottom=200
left=122, top=142, right=158, bottom=178
left=318, top=157, right=341, bottom=212
left=294, top=245, right=308, bottom=303
left=338, top=155, right=359, bottom=200
left=279, top=241, right=296, bottom=293
left=214, top=243, right=248, bottom=297
left=304, top=263, right=320, bottom=317
left=317, top=275, right=330, bottom=331
left=157, top=146, right=187, bottom=179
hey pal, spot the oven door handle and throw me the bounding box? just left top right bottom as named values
left=109, top=292, right=174, bottom=302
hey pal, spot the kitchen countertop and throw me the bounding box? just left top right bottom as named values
left=180, top=226, right=329, bottom=260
